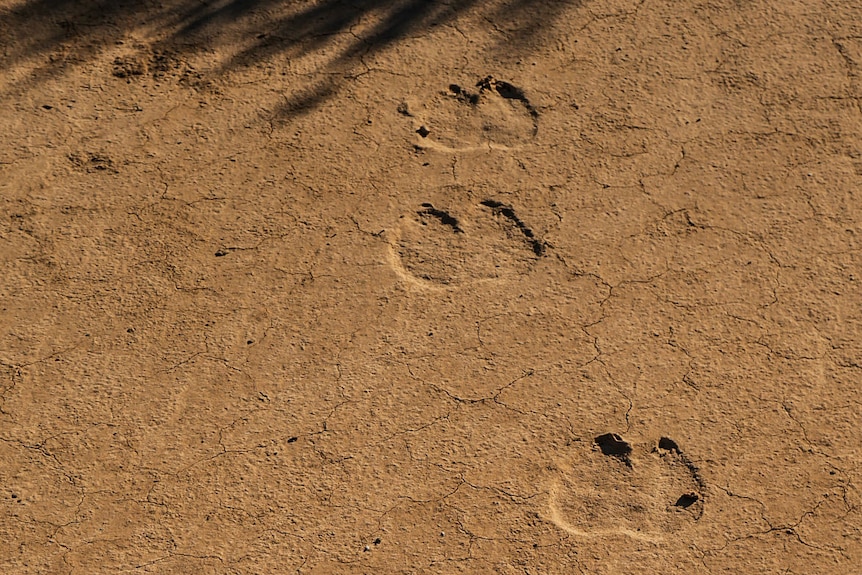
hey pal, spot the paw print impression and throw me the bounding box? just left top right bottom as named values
left=549, top=435, right=705, bottom=542
left=411, top=77, right=539, bottom=152
left=390, top=193, right=545, bottom=287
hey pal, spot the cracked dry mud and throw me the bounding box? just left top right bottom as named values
left=2, top=0, right=862, bottom=573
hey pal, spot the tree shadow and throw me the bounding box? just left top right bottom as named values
left=0, top=0, right=580, bottom=116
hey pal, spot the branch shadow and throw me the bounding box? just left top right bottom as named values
left=0, top=0, right=581, bottom=116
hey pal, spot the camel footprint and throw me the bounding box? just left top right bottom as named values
left=404, top=76, right=538, bottom=152
left=390, top=191, right=545, bottom=286
left=548, top=434, right=705, bottom=542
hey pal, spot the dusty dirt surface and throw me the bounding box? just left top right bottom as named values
left=1, top=0, right=862, bottom=573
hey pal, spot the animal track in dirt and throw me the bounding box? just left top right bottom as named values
left=548, top=435, right=704, bottom=542
left=111, top=45, right=178, bottom=80
left=479, top=199, right=545, bottom=256
left=68, top=152, right=116, bottom=174
left=410, top=76, right=538, bottom=152
left=390, top=192, right=545, bottom=286
left=110, top=43, right=205, bottom=87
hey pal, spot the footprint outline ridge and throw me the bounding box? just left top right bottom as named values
left=548, top=433, right=706, bottom=541
left=390, top=195, right=546, bottom=287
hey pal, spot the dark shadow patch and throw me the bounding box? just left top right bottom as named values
left=594, top=433, right=632, bottom=466
left=0, top=0, right=582, bottom=117
left=418, top=203, right=463, bottom=233
left=657, top=436, right=680, bottom=452
left=674, top=493, right=699, bottom=509
left=480, top=199, right=545, bottom=255
left=449, top=83, right=480, bottom=105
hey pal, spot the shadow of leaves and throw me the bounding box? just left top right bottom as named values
left=0, top=0, right=580, bottom=115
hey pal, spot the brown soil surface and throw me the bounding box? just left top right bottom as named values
left=2, top=0, right=861, bottom=573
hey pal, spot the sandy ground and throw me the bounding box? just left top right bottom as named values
left=1, top=0, right=861, bottom=573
